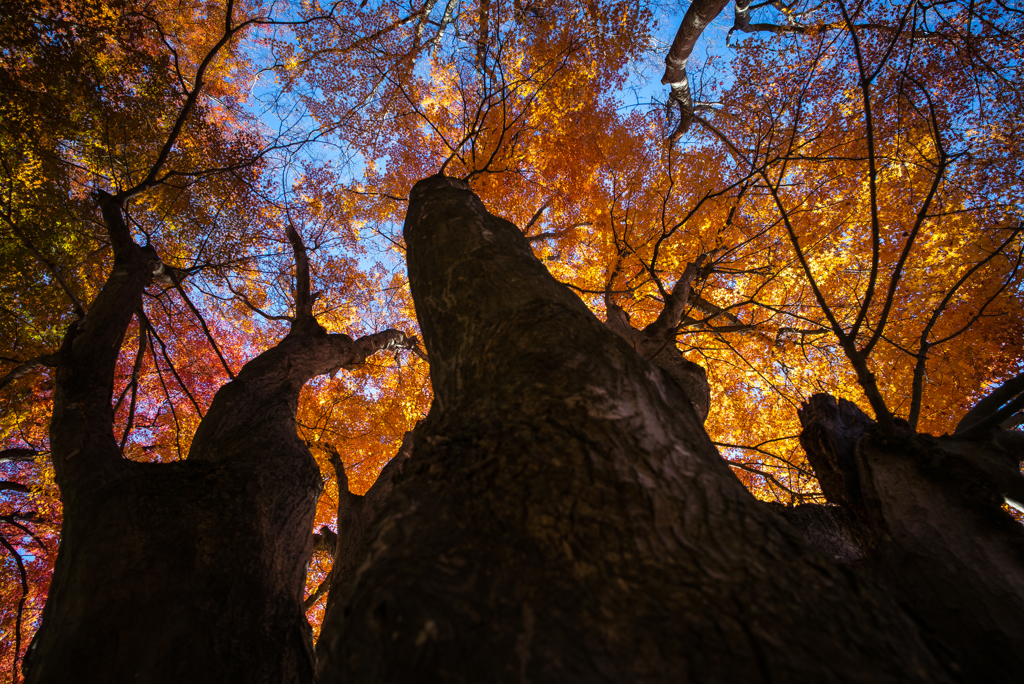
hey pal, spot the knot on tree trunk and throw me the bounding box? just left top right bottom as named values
left=409, top=174, right=471, bottom=203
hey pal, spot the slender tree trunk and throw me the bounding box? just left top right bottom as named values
left=315, top=175, right=951, bottom=682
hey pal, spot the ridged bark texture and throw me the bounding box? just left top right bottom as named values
left=314, top=176, right=951, bottom=683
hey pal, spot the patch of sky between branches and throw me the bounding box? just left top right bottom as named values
left=612, top=3, right=740, bottom=134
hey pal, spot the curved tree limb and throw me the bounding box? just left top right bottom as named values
left=0, top=355, right=59, bottom=392
left=0, top=532, right=29, bottom=683
left=955, top=372, right=1024, bottom=437
left=662, top=0, right=732, bottom=139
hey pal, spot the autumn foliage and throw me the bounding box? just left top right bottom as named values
left=2, top=0, right=1022, bottom=678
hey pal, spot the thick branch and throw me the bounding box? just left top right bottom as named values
left=603, top=259, right=711, bottom=422
left=50, top=193, right=159, bottom=491
left=955, top=371, right=1024, bottom=437
left=662, top=0, right=731, bottom=138
left=0, top=449, right=38, bottom=464
left=798, top=394, right=874, bottom=516
left=286, top=224, right=316, bottom=330
left=189, top=329, right=416, bottom=464
left=644, top=257, right=704, bottom=339
left=0, top=355, right=59, bottom=392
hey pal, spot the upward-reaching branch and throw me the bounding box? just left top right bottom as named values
left=4, top=218, right=85, bottom=318
left=286, top=223, right=319, bottom=335
left=603, top=256, right=711, bottom=422
left=644, top=256, right=705, bottom=340
left=115, top=0, right=242, bottom=201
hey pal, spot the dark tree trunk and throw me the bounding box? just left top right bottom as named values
left=795, top=394, right=1024, bottom=683
left=24, top=196, right=411, bottom=684
left=314, top=176, right=951, bottom=682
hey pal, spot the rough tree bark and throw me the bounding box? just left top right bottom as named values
left=792, top=393, right=1024, bottom=683
left=314, top=175, right=952, bottom=682
left=23, top=195, right=413, bottom=683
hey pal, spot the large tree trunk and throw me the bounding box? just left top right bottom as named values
left=794, top=394, right=1024, bottom=683
left=315, top=175, right=951, bottom=682
left=24, top=197, right=410, bottom=684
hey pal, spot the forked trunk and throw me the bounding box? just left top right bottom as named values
left=25, top=196, right=411, bottom=683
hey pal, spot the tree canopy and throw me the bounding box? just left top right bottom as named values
left=2, top=0, right=1023, bottom=678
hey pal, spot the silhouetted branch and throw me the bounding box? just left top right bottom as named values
left=174, top=281, right=235, bottom=380
left=139, top=310, right=204, bottom=417
left=3, top=218, right=85, bottom=318
left=0, top=354, right=59, bottom=392
left=955, top=372, right=1024, bottom=437
left=0, top=532, right=28, bottom=683
left=286, top=224, right=316, bottom=330
left=119, top=316, right=149, bottom=450
left=0, top=449, right=39, bottom=464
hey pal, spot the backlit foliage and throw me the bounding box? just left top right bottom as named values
left=2, top=0, right=1022, bottom=677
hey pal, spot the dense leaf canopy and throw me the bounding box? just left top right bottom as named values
left=2, top=0, right=1022, bottom=676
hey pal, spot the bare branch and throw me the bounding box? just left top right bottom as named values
left=174, top=280, right=235, bottom=380
left=955, top=372, right=1024, bottom=437
left=0, top=354, right=59, bottom=392
left=0, top=449, right=39, bottom=464
left=119, top=315, right=149, bottom=451
left=3, top=218, right=85, bottom=318
left=0, top=532, right=28, bottom=683
left=286, top=224, right=316, bottom=330
left=524, top=198, right=553, bottom=234
left=139, top=310, right=204, bottom=418
left=225, top=282, right=294, bottom=322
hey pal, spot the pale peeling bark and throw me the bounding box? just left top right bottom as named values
left=662, top=0, right=805, bottom=140
left=797, top=394, right=1024, bottom=682
left=315, top=175, right=950, bottom=683
left=662, top=0, right=731, bottom=139
left=25, top=199, right=414, bottom=684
